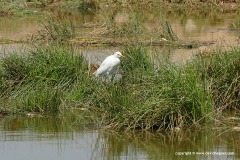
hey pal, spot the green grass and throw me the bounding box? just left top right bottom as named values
left=0, top=0, right=26, bottom=14
left=89, top=44, right=212, bottom=131
left=195, top=48, right=240, bottom=110
left=96, top=6, right=178, bottom=41
left=32, top=15, right=76, bottom=44
left=0, top=0, right=47, bottom=15
left=1, top=44, right=240, bottom=131
left=0, top=45, right=90, bottom=113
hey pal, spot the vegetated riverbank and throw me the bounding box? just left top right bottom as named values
left=1, top=0, right=239, bottom=16
left=1, top=0, right=239, bottom=48
left=0, top=44, right=239, bottom=132
left=29, top=3, right=216, bottom=49
left=1, top=0, right=239, bottom=132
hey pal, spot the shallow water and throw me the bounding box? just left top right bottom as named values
left=0, top=8, right=239, bottom=63
left=1, top=6, right=240, bottom=160
left=0, top=116, right=239, bottom=160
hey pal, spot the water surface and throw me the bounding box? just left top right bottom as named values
left=0, top=6, right=240, bottom=160
left=0, top=116, right=239, bottom=160
left=0, top=8, right=239, bottom=63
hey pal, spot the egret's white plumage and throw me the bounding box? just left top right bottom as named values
left=95, top=51, right=124, bottom=79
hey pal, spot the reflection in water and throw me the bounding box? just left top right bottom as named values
left=0, top=15, right=40, bottom=41
left=0, top=117, right=239, bottom=160
left=102, top=130, right=239, bottom=160
left=0, top=7, right=240, bottom=160
left=0, top=7, right=239, bottom=64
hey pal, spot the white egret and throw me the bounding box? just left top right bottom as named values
left=94, top=51, right=124, bottom=80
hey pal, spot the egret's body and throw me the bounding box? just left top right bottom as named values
left=95, top=52, right=123, bottom=80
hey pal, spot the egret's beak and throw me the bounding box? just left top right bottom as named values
left=121, top=54, right=125, bottom=58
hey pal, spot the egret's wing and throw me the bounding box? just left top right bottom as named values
left=96, top=64, right=110, bottom=76
left=95, top=56, right=114, bottom=77
left=99, top=56, right=112, bottom=67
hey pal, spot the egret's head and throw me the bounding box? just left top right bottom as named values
left=114, top=51, right=124, bottom=58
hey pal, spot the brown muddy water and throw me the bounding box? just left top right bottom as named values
left=0, top=10, right=239, bottom=63
left=0, top=116, right=239, bottom=160
left=0, top=8, right=240, bottom=160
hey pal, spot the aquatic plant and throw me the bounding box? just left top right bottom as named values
left=0, top=45, right=90, bottom=113
left=93, top=6, right=178, bottom=41
left=0, top=0, right=25, bottom=15
left=90, top=44, right=212, bottom=131
left=32, top=15, right=76, bottom=44
left=230, top=18, right=240, bottom=40
left=0, top=0, right=51, bottom=15
left=78, top=0, right=98, bottom=12
left=1, top=43, right=240, bottom=131
left=195, top=48, right=240, bottom=110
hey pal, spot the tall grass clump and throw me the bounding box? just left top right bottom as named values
left=91, top=44, right=212, bottom=131
left=0, top=45, right=90, bottom=113
left=32, top=15, right=76, bottom=44
left=230, top=18, right=240, bottom=40
left=195, top=48, right=240, bottom=110
left=4, top=44, right=240, bottom=131
left=78, top=0, right=98, bottom=12
left=98, top=7, right=178, bottom=41
left=0, top=0, right=25, bottom=15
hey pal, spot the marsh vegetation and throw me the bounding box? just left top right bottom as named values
left=1, top=43, right=240, bottom=131
left=0, top=0, right=240, bottom=133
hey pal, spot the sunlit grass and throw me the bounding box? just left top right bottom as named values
left=0, top=45, right=90, bottom=113
left=32, top=15, right=76, bottom=44
left=89, top=44, right=212, bottom=131
left=1, top=44, right=240, bottom=131
left=195, top=48, right=240, bottom=110
left=91, top=6, right=178, bottom=42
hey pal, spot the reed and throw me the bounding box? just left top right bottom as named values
left=32, top=15, right=76, bottom=44
left=1, top=44, right=240, bottom=131
left=195, top=48, right=240, bottom=110
left=93, top=6, right=178, bottom=41
left=90, top=44, right=212, bottom=131
left=0, top=45, right=90, bottom=113
left=78, top=0, right=98, bottom=12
